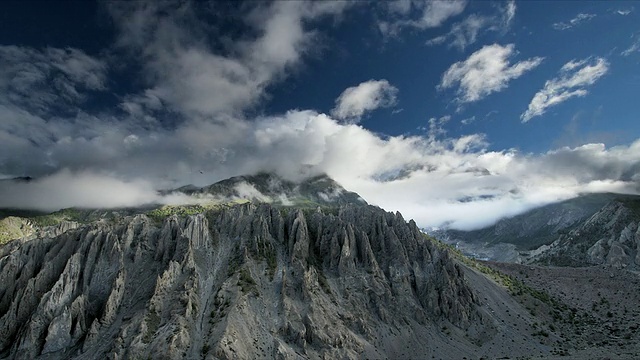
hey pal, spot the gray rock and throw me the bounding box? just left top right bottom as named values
left=0, top=203, right=548, bottom=359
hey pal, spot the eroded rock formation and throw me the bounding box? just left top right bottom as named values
left=0, top=204, right=532, bottom=359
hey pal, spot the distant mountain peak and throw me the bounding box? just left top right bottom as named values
left=170, top=172, right=367, bottom=207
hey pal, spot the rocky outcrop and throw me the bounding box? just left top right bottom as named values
left=0, top=203, right=533, bottom=359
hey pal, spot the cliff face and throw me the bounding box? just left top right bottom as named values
left=0, top=203, right=493, bottom=359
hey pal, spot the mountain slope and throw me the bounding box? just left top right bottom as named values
left=431, top=193, right=640, bottom=262
left=443, top=193, right=622, bottom=251
left=0, top=203, right=565, bottom=359
left=528, top=197, right=640, bottom=268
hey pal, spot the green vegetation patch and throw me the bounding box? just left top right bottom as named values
left=238, top=267, right=258, bottom=296
left=422, top=233, right=575, bottom=320
left=264, top=246, right=277, bottom=280
left=1, top=208, right=102, bottom=244
left=0, top=217, right=34, bottom=244
left=147, top=204, right=214, bottom=221
left=32, top=208, right=84, bottom=227
left=317, top=269, right=331, bottom=295
left=147, top=200, right=250, bottom=223
left=30, top=208, right=129, bottom=227
left=143, top=309, right=161, bottom=343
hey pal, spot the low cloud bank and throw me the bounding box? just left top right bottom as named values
left=2, top=111, right=639, bottom=230
left=0, top=170, right=193, bottom=212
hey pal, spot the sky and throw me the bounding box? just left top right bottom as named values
left=1, top=0, right=640, bottom=230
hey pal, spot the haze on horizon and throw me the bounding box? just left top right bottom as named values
left=1, top=0, right=639, bottom=230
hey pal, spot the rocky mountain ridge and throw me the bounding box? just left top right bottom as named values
left=432, top=193, right=640, bottom=264
left=526, top=197, right=640, bottom=268
left=0, top=202, right=565, bottom=359
left=4, top=175, right=640, bottom=358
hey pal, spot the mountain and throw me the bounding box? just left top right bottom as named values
left=431, top=193, right=636, bottom=262
left=0, top=203, right=509, bottom=359
left=0, top=173, right=364, bottom=245
left=3, top=201, right=619, bottom=359
left=527, top=197, right=640, bottom=268
left=2, top=176, right=640, bottom=358
left=169, top=173, right=367, bottom=207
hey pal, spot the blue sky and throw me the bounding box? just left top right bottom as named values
left=1, top=1, right=639, bottom=229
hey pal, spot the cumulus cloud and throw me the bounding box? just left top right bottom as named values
left=331, top=80, right=398, bottom=122
left=521, top=57, right=609, bottom=122
left=379, top=0, right=467, bottom=36
left=3, top=108, right=640, bottom=230
left=357, top=140, right=640, bottom=230
left=439, top=44, right=543, bottom=103
left=107, top=1, right=351, bottom=117
left=426, top=1, right=516, bottom=51
left=1, top=1, right=639, bottom=232
left=552, top=13, right=596, bottom=30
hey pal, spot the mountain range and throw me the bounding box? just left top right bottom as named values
left=1, top=173, right=639, bottom=358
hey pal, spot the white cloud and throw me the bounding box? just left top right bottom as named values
left=426, top=1, right=516, bottom=51
left=233, top=182, right=271, bottom=203
left=501, top=1, right=516, bottom=28
left=386, top=0, right=412, bottom=15
left=2, top=108, right=640, bottom=230
left=108, top=1, right=351, bottom=117
left=439, top=44, right=543, bottom=103
left=413, top=0, right=467, bottom=28
left=331, top=80, right=398, bottom=122
left=616, top=9, right=632, bottom=16
left=0, top=46, right=107, bottom=113
left=552, top=13, right=596, bottom=30
left=1, top=1, right=639, bottom=233
left=379, top=0, right=467, bottom=36
left=521, top=57, right=609, bottom=122
left=427, top=14, right=487, bottom=50
left=425, top=115, right=452, bottom=139
left=621, top=34, right=640, bottom=56
left=461, top=116, right=476, bottom=125
left=0, top=170, right=194, bottom=211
